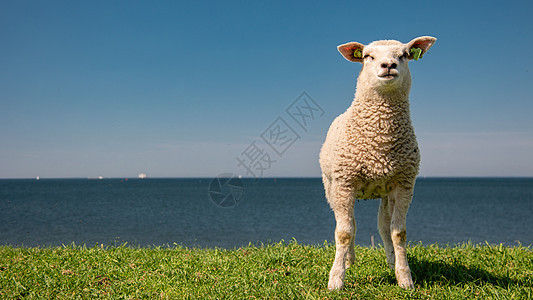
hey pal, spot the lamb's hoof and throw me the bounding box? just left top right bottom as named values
left=327, top=276, right=344, bottom=291
left=397, top=277, right=414, bottom=290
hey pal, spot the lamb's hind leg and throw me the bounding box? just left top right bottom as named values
left=327, top=183, right=355, bottom=290
left=389, top=187, right=415, bottom=289
left=345, top=217, right=356, bottom=268
left=378, top=196, right=395, bottom=269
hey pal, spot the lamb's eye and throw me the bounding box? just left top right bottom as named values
left=363, top=55, right=374, bottom=61
left=400, top=52, right=409, bottom=60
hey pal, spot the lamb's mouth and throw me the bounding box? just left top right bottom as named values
left=378, top=74, right=397, bottom=80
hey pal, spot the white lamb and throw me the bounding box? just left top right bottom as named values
left=319, top=36, right=436, bottom=290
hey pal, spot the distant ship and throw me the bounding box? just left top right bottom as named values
left=138, top=173, right=147, bottom=179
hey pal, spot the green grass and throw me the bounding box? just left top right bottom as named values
left=1, top=241, right=532, bottom=299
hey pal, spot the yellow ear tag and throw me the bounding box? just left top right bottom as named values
left=353, top=49, right=362, bottom=58
left=410, top=48, right=422, bottom=61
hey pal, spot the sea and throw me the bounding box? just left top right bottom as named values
left=0, top=178, right=532, bottom=248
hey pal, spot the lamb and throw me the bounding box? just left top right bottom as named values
left=319, top=36, right=436, bottom=290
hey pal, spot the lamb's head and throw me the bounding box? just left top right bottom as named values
left=338, top=36, right=436, bottom=95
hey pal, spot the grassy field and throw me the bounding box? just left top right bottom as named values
left=0, top=241, right=532, bottom=299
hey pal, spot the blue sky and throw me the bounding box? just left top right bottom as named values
left=1, top=0, right=532, bottom=178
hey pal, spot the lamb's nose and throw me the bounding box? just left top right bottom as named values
left=381, top=62, right=397, bottom=69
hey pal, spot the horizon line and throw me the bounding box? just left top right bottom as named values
left=1, top=176, right=532, bottom=180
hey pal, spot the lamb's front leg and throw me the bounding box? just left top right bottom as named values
left=328, top=185, right=355, bottom=290
left=389, top=187, right=415, bottom=289
left=329, top=211, right=355, bottom=290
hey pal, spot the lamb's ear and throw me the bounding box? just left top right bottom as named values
left=407, top=36, right=436, bottom=60
left=337, top=42, right=365, bottom=63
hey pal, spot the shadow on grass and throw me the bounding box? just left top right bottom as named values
left=409, top=256, right=519, bottom=288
